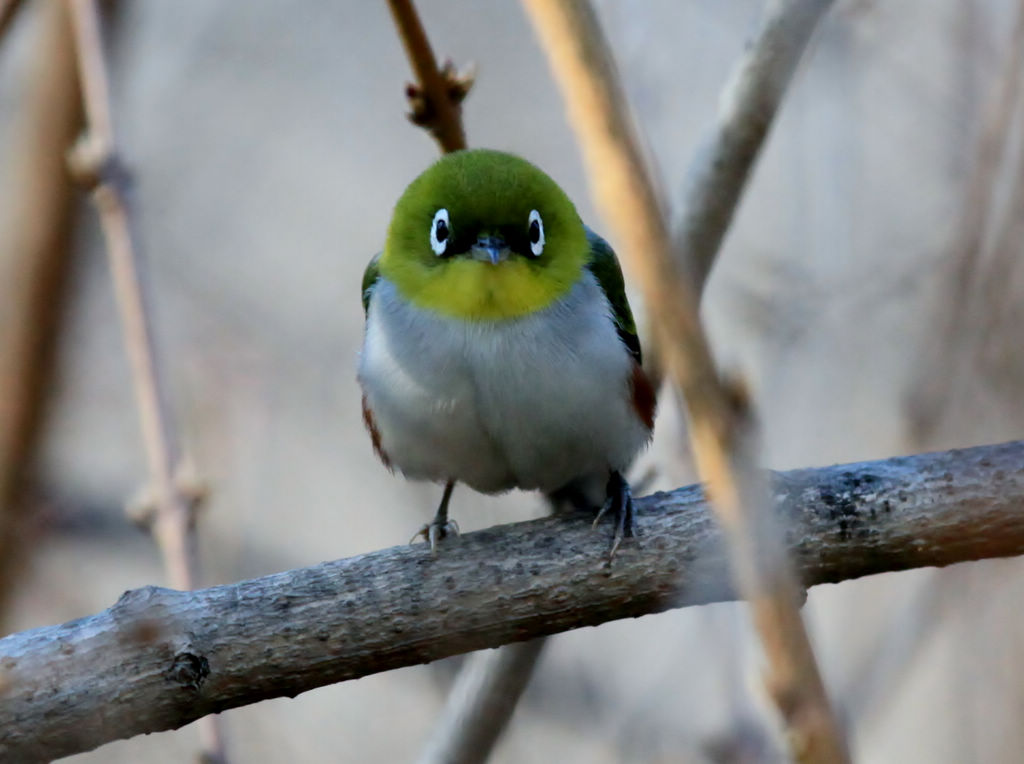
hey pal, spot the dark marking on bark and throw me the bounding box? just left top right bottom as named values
left=166, top=653, right=209, bottom=692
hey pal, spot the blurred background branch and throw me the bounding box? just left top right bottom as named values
left=0, top=0, right=81, bottom=630
left=521, top=0, right=847, bottom=760
left=67, top=0, right=195, bottom=612
left=65, top=0, right=224, bottom=760
left=2, top=439, right=1021, bottom=761
left=415, top=640, right=546, bottom=764
left=673, top=0, right=835, bottom=295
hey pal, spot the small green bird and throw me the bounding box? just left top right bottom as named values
left=358, top=149, right=655, bottom=553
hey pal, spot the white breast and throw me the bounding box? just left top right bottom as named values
left=357, top=272, right=650, bottom=495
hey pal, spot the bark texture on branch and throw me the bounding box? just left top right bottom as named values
left=1, top=440, right=1023, bottom=761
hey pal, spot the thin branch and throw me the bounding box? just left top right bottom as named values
left=64, top=1, right=223, bottom=760
left=415, top=640, right=546, bottom=764
left=673, top=0, right=835, bottom=294
left=387, top=0, right=473, bottom=153
left=1, top=441, right=1022, bottom=761
left=385, top=5, right=521, bottom=760
left=66, top=0, right=192, bottom=586
left=520, top=1, right=846, bottom=761
left=0, top=0, right=81, bottom=627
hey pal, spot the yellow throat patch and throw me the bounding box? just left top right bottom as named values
left=383, top=255, right=580, bottom=321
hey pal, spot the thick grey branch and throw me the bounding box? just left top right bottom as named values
left=674, top=0, right=834, bottom=293
left=1, top=441, right=1023, bottom=761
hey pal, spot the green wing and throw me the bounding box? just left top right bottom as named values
left=584, top=228, right=642, bottom=365
left=362, top=252, right=382, bottom=314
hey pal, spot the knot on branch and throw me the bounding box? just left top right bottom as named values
left=404, top=58, right=475, bottom=128
left=66, top=130, right=127, bottom=192
left=126, top=456, right=208, bottom=530
left=165, top=651, right=210, bottom=692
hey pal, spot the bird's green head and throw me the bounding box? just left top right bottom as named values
left=380, top=149, right=589, bottom=320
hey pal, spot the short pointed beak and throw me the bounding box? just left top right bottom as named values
left=471, top=235, right=510, bottom=265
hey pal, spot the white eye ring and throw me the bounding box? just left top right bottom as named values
left=528, top=209, right=544, bottom=257
left=430, top=208, right=451, bottom=256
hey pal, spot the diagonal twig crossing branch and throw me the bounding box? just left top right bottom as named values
left=521, top=1, right=846, bottom=760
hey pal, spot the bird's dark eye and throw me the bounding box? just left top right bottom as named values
left=528, top=209, right=544, bottom=257
left=431, top=208, right=451, bottom=256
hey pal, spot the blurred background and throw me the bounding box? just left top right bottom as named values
left=2, top=0, right=1024, bottom=761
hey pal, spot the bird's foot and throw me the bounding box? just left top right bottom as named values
left=410, top=518, right=460, bottom=554
left=410, top=480, right=459, bottom=555
left=592, top=471, right=636, bottom=559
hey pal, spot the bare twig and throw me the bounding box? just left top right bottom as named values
left=66, top=0, right=191, bottom=579
left=416, top=641, right=546, bottom=764
left=387, top=0, right=473, bottom=153
left=0, top=0, right=81, bottom=627
left=64, top=0, right=223, bottom=760
left=521, top=1, right=847, bottom=760
left=1, top=440, right=1022, bottom=762
left=674, top=0, right=835, bottom=294
left=384, top=6, right=527, bottom=761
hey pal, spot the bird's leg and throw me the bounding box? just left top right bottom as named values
left=411, top=479, right=460, bottom=554
left=592, top=470, right=635, bottom=558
